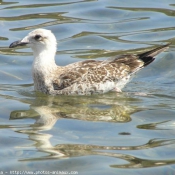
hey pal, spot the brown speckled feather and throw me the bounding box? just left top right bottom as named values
left=54, top=55, right=142, bottom=90
left=52, top=44, right=169, bottom=95
left=52, top=55, right=143, bottom=95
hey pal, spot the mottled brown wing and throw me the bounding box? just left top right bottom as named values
left=79, top=55, right=144, bottom=84
left=53, top=60, right=101, bottom=90
left=106, top=54, right=144, bottom=71
left=53, top=55, right=144, bottom=90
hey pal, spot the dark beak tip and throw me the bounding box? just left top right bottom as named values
left=9, top=40, right=20, bottom=48
left=9, top=42, right=16, bottom=48
left=9, top=40, right=28, bottom=48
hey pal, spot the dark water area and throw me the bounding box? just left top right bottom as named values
left=0, top=0, right=175, bottom=174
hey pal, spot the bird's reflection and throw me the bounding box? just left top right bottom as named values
left=7, top=92, right=175, bottom=168
left=10, top=93, right=136, bottom=130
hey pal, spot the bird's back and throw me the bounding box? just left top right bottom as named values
left=51, top=44, right=169, bottom=95
left=52, top=55, right=143, bottom=95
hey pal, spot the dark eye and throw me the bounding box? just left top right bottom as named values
left=34, top=34, right=41, bottom=40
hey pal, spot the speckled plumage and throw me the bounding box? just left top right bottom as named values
left=9, top=29, right=169, bottom=95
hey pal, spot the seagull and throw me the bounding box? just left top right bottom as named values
left=9, top=28, right=169, bottom=95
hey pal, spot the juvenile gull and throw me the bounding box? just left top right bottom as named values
left=9, top=29, right=169, bottom=95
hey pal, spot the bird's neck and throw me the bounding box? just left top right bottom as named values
left=32, top=47, right=58, bottom=74
left=32, top=47, right=59, bottom=92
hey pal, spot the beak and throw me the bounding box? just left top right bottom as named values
left=9, top=36, right=29, bottom=48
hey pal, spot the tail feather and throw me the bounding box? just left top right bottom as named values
left=138, top=44, right=169, bottom=66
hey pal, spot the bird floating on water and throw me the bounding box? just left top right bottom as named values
left=9, top=28, right=169, bottom=95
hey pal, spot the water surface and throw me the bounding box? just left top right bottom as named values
left=0, top=0, right=175, bottom=174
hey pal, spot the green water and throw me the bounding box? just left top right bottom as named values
left=0, top=0, right=175, bottom=174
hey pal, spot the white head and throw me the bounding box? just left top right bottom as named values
left=9, top=28, right=57, bottom=56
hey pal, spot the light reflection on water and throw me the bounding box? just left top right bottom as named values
left=0, top=0, right=175, bottom=174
